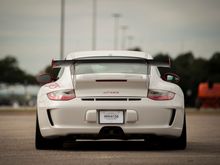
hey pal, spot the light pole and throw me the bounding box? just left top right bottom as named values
left=92, top=0, right=97, bottom=50
left=60, top=0, right=65, bottom=59
left=112, top=13, right=121, bottom=50
left=121, top=25, right=128, bottom=50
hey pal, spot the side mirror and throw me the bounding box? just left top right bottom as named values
left=163, top=73, right=180, bottom=83
left=36, top=74, right=52, bottom=85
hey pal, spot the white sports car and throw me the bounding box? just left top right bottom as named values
left=36, top=51, right=186, bottom=150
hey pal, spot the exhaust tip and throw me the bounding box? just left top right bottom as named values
left=99, top=126, right=125, bottom=138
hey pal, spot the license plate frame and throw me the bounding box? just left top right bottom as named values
left=99, top=110, right=125, bottom=124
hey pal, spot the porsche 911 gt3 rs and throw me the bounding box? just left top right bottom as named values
left=36, top=51, right=186, bottom=150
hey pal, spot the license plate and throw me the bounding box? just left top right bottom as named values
left=99, top=110, right=124, bottom=124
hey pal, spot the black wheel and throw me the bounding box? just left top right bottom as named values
left=165, top=115, right=187, bottom=150
left=35, top=116, right=63, bottom=150
left=173, top=116, right=187, bottom=149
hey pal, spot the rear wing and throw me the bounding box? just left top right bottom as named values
left=51, top=56, right=171, bottom=68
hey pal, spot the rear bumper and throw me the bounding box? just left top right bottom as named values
left=40, top=126, right=182, bottom=139
left=38, top=97, right=184, bottom=139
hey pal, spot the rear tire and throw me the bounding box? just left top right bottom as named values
left=35, top=116, right=63, bottom=150
left=166, top=115, right=187, bottom=150
left=174, top=119, right=187, bottom=149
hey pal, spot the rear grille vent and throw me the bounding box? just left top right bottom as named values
left=96, top=98, right=127, bottom=101
left=47, top=109, right=54, bottom=126
left=128, top=98, right=141, bottom=101
left=81, top=98, right=95, bottom=101
left=169, top=109, right=176, bottom=126
left=96, top=79, right=127, bottom=82
left=81, top=98, right=141, bottom=101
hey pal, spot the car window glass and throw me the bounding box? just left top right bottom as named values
left=75, top=63, right=147, bottom=75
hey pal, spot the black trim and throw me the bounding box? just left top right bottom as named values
left=81, top=97, right=142, bottom=101
left=96, top=98, right=127, bottom=101
left=47, top=109, right=54, bottom=126
left=96, top=79, right=127, bottom=82
left=169, top=109, right=176, bottom=126
left=52, top=56, right=170, bottom=68
left=128, top=98, right=141, bottom=101
left=81, top=98, right=95, bottom=101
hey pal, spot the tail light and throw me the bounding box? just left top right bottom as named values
left=147, top=89, right=175, bottom=100
left=47, top=89, right=75, bottom=101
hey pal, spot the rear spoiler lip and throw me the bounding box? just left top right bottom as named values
left=51, top=57, right=171, bottom=68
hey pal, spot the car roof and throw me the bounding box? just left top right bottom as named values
left=66, top=50, right=152, bottom=60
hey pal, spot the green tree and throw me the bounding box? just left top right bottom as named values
left=0, top=56, right=37, bottom=85
left=43, top=65, right=60, bottom=80
left=208, top=52, right=220, bottom=82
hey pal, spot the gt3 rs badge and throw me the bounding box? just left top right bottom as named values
left=103, top=91, right=119, bottom=94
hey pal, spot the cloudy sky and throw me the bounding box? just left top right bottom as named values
left=0, top=0, right=220, bottom=74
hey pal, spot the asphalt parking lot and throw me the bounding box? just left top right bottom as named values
left=0, top=109, right=220, bottom=165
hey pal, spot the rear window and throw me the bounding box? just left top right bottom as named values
left=75, top=62, right=147, bottom=75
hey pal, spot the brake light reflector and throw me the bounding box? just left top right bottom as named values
left=147, top=89, right=175, bottom=100
left=47, top=89, right=75, bottom=101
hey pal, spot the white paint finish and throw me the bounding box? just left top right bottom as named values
left=67, top=50, right=148, bottom=59
left=126, top=110, right=138, bottom=123
left=75, top=74, right=148, bottom=97
left=85, top=110, right=97, bottom=123
left=37, top=51, right=185, bottom=138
